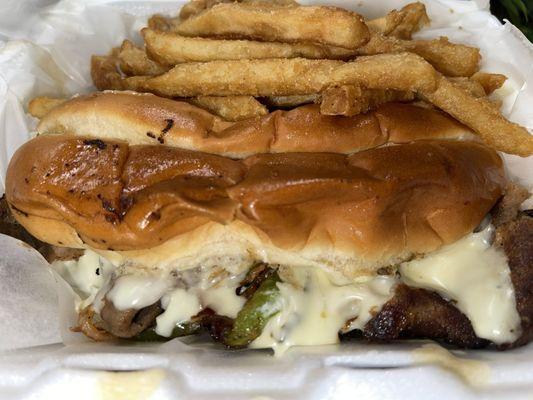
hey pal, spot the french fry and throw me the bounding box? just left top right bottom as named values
left=142, top=28, right=354, bottom=65
left=129, top=54, right=437, bottom=97
left=148, top=14, right=180, bottom=32
left=367, top=2, right=429, bottom=39
left=189, top=95, right=268, bottom=121
left=357, top=34, right=480, bottom=77
left=179, top=0, right=299, bottom=20
left=179, top=0, right=230, bottom=20
left=124, top=59, right=339, bottom=96
left=420, top=75, right=533, bottom=157
left=91, top=55, right=125, bottom=91
left=91, top=54, right=265, bottom=121
left=173, top=3, right=370, bottom=50
left=471, top=72, right=507, bottom=95
left=320, top=85, right=414, bottom=116
left=117, top=40, right=169, bottom=76
left=28, top=97, right=67, bottom=119
left=330, top=53, right=437, bottom=92
left=448, top=77, right=487, bottom=98
left=263, top=94, right=319, bottom=108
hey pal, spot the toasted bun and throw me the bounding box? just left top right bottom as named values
left=6, top=135, right=504, bottom=279
left=36, top=91, right=476, bottom=158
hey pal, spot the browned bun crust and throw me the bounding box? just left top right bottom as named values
left=6, top=136, right=505, bottom=276
left=36, top=91, right=476, bottom=158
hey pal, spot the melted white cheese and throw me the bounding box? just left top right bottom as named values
left=400, top=225, right=521, bottom=344
left=155, top=288, right=201, bottom=337
left=106, top=275, right=173, bottom=311
left=200, top=286, right=245, bottom=319
left=58, top=223, right=522, bottom=350
left=51, top=250, right=114, bottom=297
left=51, top=249, right=115, bottom=310
left=251, top=268, right=397, bottom=355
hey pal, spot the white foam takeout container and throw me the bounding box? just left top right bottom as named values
left=0, top=0, right=532, bottom=398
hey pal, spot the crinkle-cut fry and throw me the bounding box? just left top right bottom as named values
left=28, top=97, right=67, bottom=119
left=357, top=33, right=480, bottom=77
left=367, top=2, right=429, bottom=39
left=420, top=75, right=533, bottom=157
left=135, top=54, right=437, bottom=97
left=117, top=40, right=169, bottom=76
left=174, top=3, right=370, bottom=50
left=471, top=72, right=507, bottom=95
left=320, top=85, right=414, bottom=116
left=179, top=0, right=299, bottom=20
left=262, top=94, right=319, bottom=108
left=189, top=95, right=268, bottom=121
left=142, top=29, right=354, bottom=65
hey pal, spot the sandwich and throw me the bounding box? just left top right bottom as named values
left=4, top=91, right=532, bottom=353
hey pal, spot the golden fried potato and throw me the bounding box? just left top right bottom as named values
left=179, top=0, right=299, bottom=20
left=142, top=29, right=354, bottom=65
left=148, top=14, right=179, bottom=31
left=471, top=72, right=507, bottom=95
left=420, top=75, right=533, bottom=156
left=174, top=3, right=370, bottom=50
left=368, top=2, right=429, bottom=39
left=130, top=54, right=437, bottom=97
left=357, top=34, right=480, bottom=77
left=448, top=77, right=487, bottom=98
left=262, top=94, right=319, bottom=108
left=117, top=40, right=169, bottom=76
left=331, top=53, right=437, bottom=92
left=189, top=95, right=268, bottom=121
left=91, top=55, right=124, bottom=91
left=28, top=97, right=66, bottom=119
left=320, top=85, right=414, bottom=116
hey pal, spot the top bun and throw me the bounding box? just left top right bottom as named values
left=36, top=91, right=476, bottom=158
left=6, top=134, right=504, bottom=278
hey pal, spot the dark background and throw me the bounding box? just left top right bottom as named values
left=491, top=0, right=533, bottom=41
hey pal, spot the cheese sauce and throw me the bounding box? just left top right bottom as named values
left=156, top=288, right=201, bottom=337
left=251, top=269, right=397, bottom=355
left=400, top=224, right=521, bottom=344
left=107, top=275, right=173, bottom=311
left=53, top=223, right=521, bottom=349
left=51, top=249, right=115, bottom=310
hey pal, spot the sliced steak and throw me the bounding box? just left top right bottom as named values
left=0, top=195, right=49, bottom=255
left=98, top=300, right=164, bottom=338
left=1, top=195, right=84, bottom=262
left=362, top=284, right=488, bottom=348
left=495, top=213, right=533, bottom=348
left=491, top=183, right=529, bottom=227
